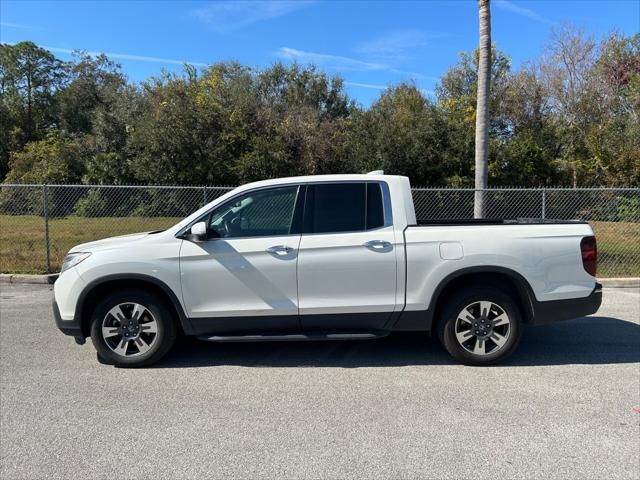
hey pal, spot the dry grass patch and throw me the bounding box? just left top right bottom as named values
left=1, top=216, right=638, bottom=276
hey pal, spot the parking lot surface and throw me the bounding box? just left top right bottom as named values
left=0, top=284, right=638, bottom=479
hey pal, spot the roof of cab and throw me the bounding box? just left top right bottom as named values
left=237, top=173, right=406, bottom=190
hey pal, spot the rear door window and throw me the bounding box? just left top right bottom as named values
left=304, top=183, right=385, bottom=234
left=366, top=182, right=385, bottom=230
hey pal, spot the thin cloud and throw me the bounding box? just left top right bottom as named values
left=276, top=47, right=434, bottom=80
left=40, top=45, right=208, bottom=67
left=355, top=30, right=449, bottom=57
left=344, top=81, right=388, bottom=90
left=276, top=47, right=386, bottom=71
left=191, top=1, right=314, bottom=32
left=0, top=21, right=41, bottom=30
left=494, top=0, right=557, bottom=25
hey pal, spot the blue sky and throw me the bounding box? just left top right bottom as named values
left=1, top=0, right=638, bottom=105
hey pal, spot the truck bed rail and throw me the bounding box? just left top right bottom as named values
left=414, top=218, right=588, bottom=226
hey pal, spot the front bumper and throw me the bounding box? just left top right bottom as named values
left=530, top=282, right=603, bottom=325
left=53, top=297, right=84, bottom=343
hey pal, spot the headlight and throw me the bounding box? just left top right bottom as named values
left=60, top=252, right=91, bottom=273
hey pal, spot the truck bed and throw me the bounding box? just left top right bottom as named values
left=402, top=219, right=596, bottom=309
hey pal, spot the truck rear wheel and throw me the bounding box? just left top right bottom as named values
left=90, top=289, right=177, bottom=367
left=438, top=286, right=522, bottom=366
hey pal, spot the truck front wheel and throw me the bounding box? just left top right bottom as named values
left=438, top=286, right=522, bottom=366
left=89, top=289, right=177, bottom=367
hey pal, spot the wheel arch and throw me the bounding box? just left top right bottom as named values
left=429, top=266, right=536, bottom=333
left=75, top=274, right=191, bottom=338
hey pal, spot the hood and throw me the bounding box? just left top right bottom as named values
left=69, top=231, right=155, bottom=253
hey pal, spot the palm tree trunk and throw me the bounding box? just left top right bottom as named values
left=474, top=0, right=491, bottom=218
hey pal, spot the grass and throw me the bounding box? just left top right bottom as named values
left=591, top=221, right=640, bottom=277
left=0, top=215, right=181, bottom=274
left=0, top=215, right=638, bottom=277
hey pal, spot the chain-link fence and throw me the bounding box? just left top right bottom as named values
left=1, top=184, right=638, bottom=277
left=411, top=187, right=639, bottom=277
left=0, top=185, right=232, bottom=275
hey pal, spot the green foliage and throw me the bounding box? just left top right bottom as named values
left=57, top=52, right=127, bottom=135
left=0, top=41, right=65, bottom=179
left=1, top=133, right=88, bottom=215
left=351, top=84, right=452, bottom=185
left=437, top=46, right=511, bottom=134
left=126, top=62, right=255, bottom=185
left=129, top=190, right=202, bottom=217
left=72, top=188, right=108, bottom=217
left=83, top=152, right=133, bottom=185
left=615, top=195, right=640, bottom=222
left=1, top=30, right=639, bottom=188
left=4, top=132, right=86, bottom=184
left=490, top=131, right=562, bottom=186
left=71, top=186, right=206, bottom=218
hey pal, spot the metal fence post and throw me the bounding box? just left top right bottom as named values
left=541, top=188, right=546, bottom=219
left=43, top=184, right=51, bottom=273
left=202, top=186, right=207, bottom=206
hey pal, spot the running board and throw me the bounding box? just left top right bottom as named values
left=196, top=332, right=389, bottom=343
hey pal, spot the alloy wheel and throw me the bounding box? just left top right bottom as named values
left=454, top=300, right=511, bottom=356
left=101, top=303, right=159, bottom=357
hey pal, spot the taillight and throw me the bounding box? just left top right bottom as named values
left=580, top=236, right=598, bottom=277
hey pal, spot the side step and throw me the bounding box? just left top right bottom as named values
left=196, top=331, right=389, bottom=343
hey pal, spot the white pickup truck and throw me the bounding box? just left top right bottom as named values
left=53, top=173, right=602, bottom=367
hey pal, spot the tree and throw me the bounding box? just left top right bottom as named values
left=584, top=33, right=640, bottom=186
left=1, top=35, right=638, bottom=190
left=346, top=84, right=451, bottom=185
left=3, top=132, right=87, bottom=184
left=0, top=132, right=88, bottom=217
left=0, top=42, right=63, bottom=140
left=436, top=46, right=511, bottom=186
left=244, top=63, right=354, bottom=179
left=57, top=51, right=126, bottom=135
left=437, top=47, right=511, bottom=135
left=0, top=42, right=64, bottom=180
left=128, top=62, right=257, bottom=185
left=536, top=26, right=598, bottom=186
left=474, top=0, right=491, bottom=217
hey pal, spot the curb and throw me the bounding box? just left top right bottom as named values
left=598, top=277, right=640, bottom=288
left=0, top=273, right=59, bottom=285
left=1, top=273, right=638, bottom=288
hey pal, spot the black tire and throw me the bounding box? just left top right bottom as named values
left=437, top=286, right=522, bottom=366
left=90, top=289, right=177, bottom=367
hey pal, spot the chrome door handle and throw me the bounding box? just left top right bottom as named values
left=363, top=240, right=391, bottom=250
left=266, top=245, right=294, bottom=255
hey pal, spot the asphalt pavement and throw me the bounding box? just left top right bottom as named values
left=0, top=284, right=638, bottom=479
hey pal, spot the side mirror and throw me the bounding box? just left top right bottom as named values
left=189, top=221, right=208, bottom=242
